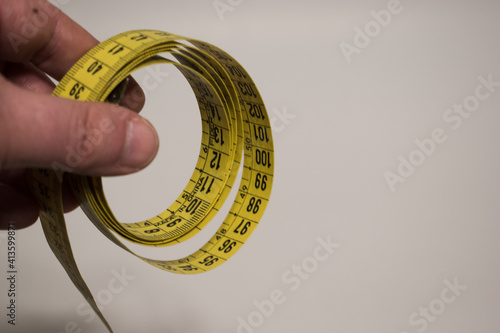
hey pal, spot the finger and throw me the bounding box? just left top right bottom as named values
left=61, top=176, right=79, bottom=213
left=2, top=61, right=55, bottom=93
left=0, top=76, right=159, bottom=175
left=0, top=0, right=96, bottom=79
left=0, top=183, right=39, bottom=229
left=120, top=76, right=146, bottom=112
left=0, top=0, right=145, bottom=112
left=0, top=169, right=40, bottom=229
left=0, top=168, right=82, bottom=219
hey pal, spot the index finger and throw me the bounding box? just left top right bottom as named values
left=0, top=0, right=95, bottom=79
left=0, top=0, right=145, bottom=110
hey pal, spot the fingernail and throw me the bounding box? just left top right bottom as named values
left=120, top=118, right=159, bottom=170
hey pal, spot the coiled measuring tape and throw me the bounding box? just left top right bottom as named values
left=27, top=30, right=273, bottom=332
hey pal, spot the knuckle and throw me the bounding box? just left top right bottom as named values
left=66, top=103, right=129, bottom=170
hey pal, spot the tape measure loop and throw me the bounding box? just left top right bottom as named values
left=28, top=30, right=274, bottom=332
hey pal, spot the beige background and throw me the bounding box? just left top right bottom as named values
left=1, top=0, right=500, bottom=332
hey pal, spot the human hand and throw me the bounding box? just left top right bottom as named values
left=0, top=0, right=159, bottom=229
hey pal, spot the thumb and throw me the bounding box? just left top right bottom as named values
left=0, top=78, right=159, bottom=175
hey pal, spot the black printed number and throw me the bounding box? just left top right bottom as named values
left=69, top=83, right=85, bottom=100
left=200, top=176, right=214, bottom=194
left=218, top=239, right=237, bottom=253
left=246, top=197, right=261, bottom=214
left=108, top=44, right=124, bottom=55
left=38, top=183, right=50, bottom=199
left=199, top=255, right=219, bottom=266
left=253, top=125, right=270, bottom=143
left=131, top=33, right=148, bottom=42
left=179, top=265, right=198, bottom=271
left=186, top=199, right=202, bottom=216
left=238, top=82, right=258, bottom=98
left=247, top=103, right=265, bottom=120
left=209, top=103, right=221, bottom=121
left=234, top=220, right=251, bottom=235
left=210, top=151, right=222, bottom=170
left=166, top=218, right=181, bottom=228
left=255, top=173, right=267, bottom=191
left=225, top=64, right=246, bottom=78
left=214, top=127, right=225, bottom=146
left=87, top=61, right=103, bottom=75
left=255, top=149, right=272, bottom=168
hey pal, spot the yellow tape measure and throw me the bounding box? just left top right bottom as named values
left=27, top=30, right=273, bottom=332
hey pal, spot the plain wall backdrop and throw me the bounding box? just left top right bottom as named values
left=1, top=0, right=499, bottom=332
